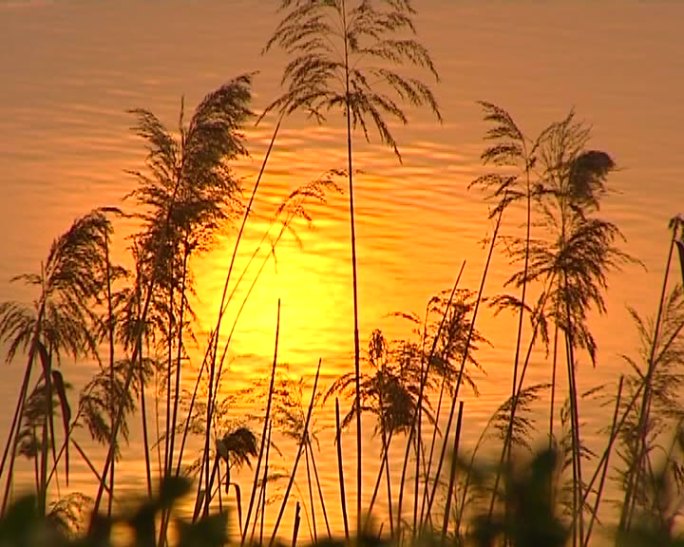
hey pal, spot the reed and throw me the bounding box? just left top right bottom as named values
left=2, top=18, right=683, bottom=544
left=0, top=211, right=114, bottom=514
left=269, top=360, right=322, bottom=545
left=1, top=166, right=682, bottom=547
left=263, top=1, right=441, bottom=530
left=242, top=300, right=280, bottom=542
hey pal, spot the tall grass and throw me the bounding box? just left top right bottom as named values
left=2, top=6, right=684, bottom=545
left=263, top=1, right=441, bottom=531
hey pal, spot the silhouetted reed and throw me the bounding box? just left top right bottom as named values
left=3, top=5, right=684, bottom=543
left=263, top=1, right=441, bottom=531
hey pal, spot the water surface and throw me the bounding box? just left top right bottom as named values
left=1, top=0, right=684, bottom=538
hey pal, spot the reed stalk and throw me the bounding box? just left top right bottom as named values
left=71, top=439, right=111, bottom=497
left=199, top=118, right=282, bottom=521
left=166, top=245, right=190, bottom=476
left=337, top=2, right=363, bottom=530
left=620, top=219, right=680, bottom=532
left=138, top=350, right=153, bottom=497
left=548, top=321, right=560, bottom=448
left=242, top=300, right=280, bottom=542
left=335, top=398, right=350, bottom=542
left=366, top=431, right=393, bottom=525
left=292, top=501, right=302, bottom=547
left=563, top=295, right=584, bottom=547
left=440, top=400, right=464, bottom=543
left=269, top=360, right=322, bottom=546
left=420, top=208, right=505, bottom=526
left=253, top=421, right=272, bottom=546
left=0, top=354, right=34, bottom=513
left=396, top=260, right=467, bottom=535
left=164, top=280, right=176, bottom=480
left=264, top=3, right=440, bottom=532
left=308, top=441, right=332, bottom=539
left=101, top=229, right=117, bottom=516
left=1, top=323, right=42, bottom=514
left=419, top=366, right=447, bottom=528
left=582, top=376, right=624, bottom=547
left=304, top=441, right=318, bottom=543
left=39, top=360, right=54, bottom=515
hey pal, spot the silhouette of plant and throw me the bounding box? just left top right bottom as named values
left=466, top=448, right=568, bottom=547
left=264, top=0, right=441, bottom=524
left=327, top=329, right=428, bottom=443
left=94, top=76, right=254, bottom=517
left=616, top=428, right=684, bottom=547
left=0, top=476, right=229, bottom=547
left=527, top=112, right=630, bottom=544
left=0, top=210, right=114, bottom=515
left=618, top=285, right=684, bottom=536
left=473, top=107, right=630, bottom=544
left=326, top=327, right=437, bottom=536
left=76, top=358, right=153, bottom=456
left=212, top=426, right=258, bottom=526
left=452, top=384, right=549, bottom=539
left=470, top=102, right=541, bottom=419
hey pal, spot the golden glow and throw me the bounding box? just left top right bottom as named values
left=2, top=1, right=684, bottom=538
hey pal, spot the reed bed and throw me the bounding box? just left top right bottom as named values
left=2, top=2, right=684, bottom=546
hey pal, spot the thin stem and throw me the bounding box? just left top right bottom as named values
left=419, top=370, right=446, bottom=529
left=423, top=210, right=505, bottom=521
left=620, top=220, right=679, bottom=532
left=2, top=323, right=42, bottom=515
left=397, top=260, right=467, bottom=534
left=292, top=502, right=302, bottom=547
left=0, top=347, right=35, bottom=514
left=309, top=440, right=332, bottom=539
left=583, top=376, right=624, bottom=547
left=340, top=0, right=363, bottom=530
left=366, top=430, right=393, bottom=523
left=548, top=321, right=560, bottom=449
left=441, top=400, right=464, bottom=543
left=269, top=360, right=322, bottom=545
left=242, top=300, right=281, bottom=543
left=72, top=439, right=112, bottom=497
left=104, top=233, right=116, bottom=517
left=164, top=270, right=176, bottom=482
left=139, top=356, right=153, bottom=497
left=335, top=398, right=350, bottom=542
left=304, top=440, right=318, bottom=543
left=250, top=420, right=273, bottom=546
left=564, top=310, right=584, bottom=547
left=167, top=244, right=190, bottom=477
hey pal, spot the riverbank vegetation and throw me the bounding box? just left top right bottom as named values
left=2, top=1, right=684, bottom=545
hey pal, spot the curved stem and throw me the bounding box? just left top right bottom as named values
left=269, top=360, right=322, bottom=546
left=620, top=220, right=679, bottom=532
left=396, top=260, right=467, bottom=535
left=242, top=301, right=281, bottom=543
left=423, top=210, right=505, bottom=522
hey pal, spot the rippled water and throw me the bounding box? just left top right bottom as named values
left=2, top=0, right=684, bottom=539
